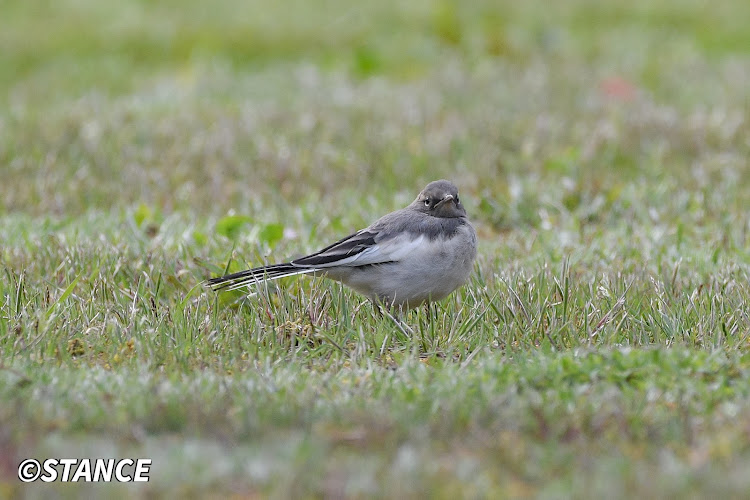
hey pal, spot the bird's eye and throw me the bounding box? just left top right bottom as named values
left=423, top=199, right=431, bottom=207
left=455, top=195, right=460, bottom=204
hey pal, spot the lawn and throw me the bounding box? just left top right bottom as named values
left=2, top=0, right=750, bottom=497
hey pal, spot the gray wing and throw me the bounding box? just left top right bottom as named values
left=291, top=229, right=381, bottom=267
left=292, top=210, right=428, bottom=268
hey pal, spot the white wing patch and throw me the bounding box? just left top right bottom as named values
left=381, top=233, right=426, bottom=261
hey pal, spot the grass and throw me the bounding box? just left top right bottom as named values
left=2, top=0, right=750, bottom=497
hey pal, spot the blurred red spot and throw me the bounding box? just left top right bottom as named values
left=599, top=76, right=637, bottom=101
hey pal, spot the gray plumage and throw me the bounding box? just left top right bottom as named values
left=206, top=179, right=477, bottom=309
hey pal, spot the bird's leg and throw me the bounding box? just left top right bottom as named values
left=419, top=302, right=438, bottom=327
left=423, top=302, right=434, bottom=322
left=418, top=302, right=432, bottom=352
left=419, top=302, right=441, bottom=353
left=372, top=300, right=385, bottom=318
left=379, top=304, right=413, bottom=338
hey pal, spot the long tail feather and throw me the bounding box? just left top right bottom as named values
left=205, top=263, right=319, bottom=292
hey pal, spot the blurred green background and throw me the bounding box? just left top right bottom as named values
left=3, top=0, right=749, bottom=219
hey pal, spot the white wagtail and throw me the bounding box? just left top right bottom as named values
left=206, top=180, right=477, bottom=309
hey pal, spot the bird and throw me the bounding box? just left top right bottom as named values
left=206, top=180, right=477, bottom=309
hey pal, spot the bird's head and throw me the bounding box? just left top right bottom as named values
left=412, top=179, right=466, bottom=218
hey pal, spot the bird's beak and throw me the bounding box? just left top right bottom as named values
left=435, top=194, right=454, bottom=208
